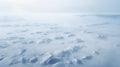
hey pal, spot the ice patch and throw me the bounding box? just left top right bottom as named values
left=19, top=49, right=27, bottom=55
left=0, top=55, right=4, bottom=61
left=41, top=54, right=61, bottom=65
left=29, top=57, right=38, bottom=63
left=21, top=57, right=27, bottom=64
left=81, top=55, right=93, bottom=60
left=36, top=32, right=43, bottom=34
left=55, top=36, right=64, bottom=40
left=39, top=38, right=52, bottom=44
left=74, top=38, right=84, bottom=43
left=0, top=43, right=9, bottom=48
left=68, top=34, right=76, bottom=37
left=69, top=58, right=83, bottom=65
left=97, top=34, right=107, bottom=40
left=92, top=51, right=100, bottom=55
left=64, top=32, right=71, bottom=34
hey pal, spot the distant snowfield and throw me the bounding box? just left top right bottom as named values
left=0, top=14, right=120, bottom=67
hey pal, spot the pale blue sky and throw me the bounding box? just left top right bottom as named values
left=0, top=0, right=120, bottom=14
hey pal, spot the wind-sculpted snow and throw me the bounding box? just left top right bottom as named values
left=0, top=15, right=120, bottom=67
left=0, top=43, right=9, bottom=48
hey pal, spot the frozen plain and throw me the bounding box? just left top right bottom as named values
left=0, top=14, right=120, bottom=67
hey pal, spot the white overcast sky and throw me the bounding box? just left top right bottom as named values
left=0, top=0, right=120, bottom=14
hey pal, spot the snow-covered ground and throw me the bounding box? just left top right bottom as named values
left=0, top=14, right=120, bottom=67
